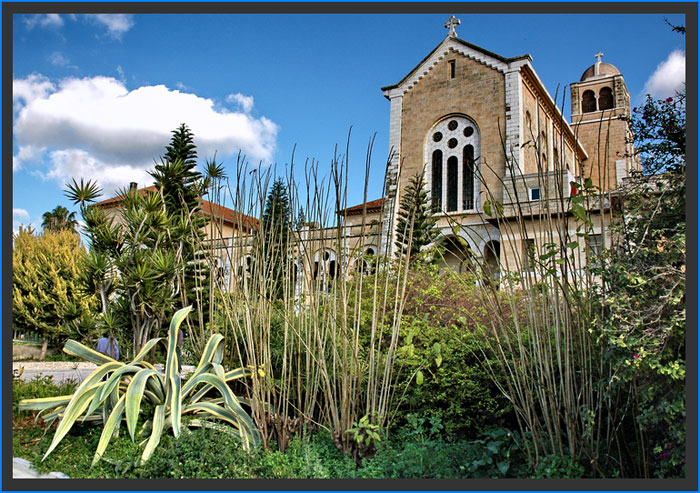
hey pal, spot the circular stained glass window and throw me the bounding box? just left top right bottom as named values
left=432, top=132, right=443, bottom=142
left=447, top=120, right=458, bottom=131
left=448, top=138, right=458, bottom=149
left=463, top=126, right=474, bottom=137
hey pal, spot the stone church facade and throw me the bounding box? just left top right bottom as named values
left=374, top=16, right=637, bottom=275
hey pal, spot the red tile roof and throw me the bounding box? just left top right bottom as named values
left=338, top=198, right=385, bottom=216
left=94, top=185, right=259, bottom=231
left=94, top=186, right=158, bottom=208
left=199, top=200, right=259, bottom=231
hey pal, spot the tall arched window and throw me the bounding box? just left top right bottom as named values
left=313, top=249, right=339, bottom=292
left=582, top=90, right=597, bottom=113
left=463, top=145, right=474, bottom=210
left=447, top=156, right=458, bottom=212
left=598, top=87, right=614, bottom=110
left=431, top=150, right=442, bottom=210
left=426, top=115, right=480, bottom=213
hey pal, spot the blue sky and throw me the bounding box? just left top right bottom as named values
left=12, top=11, right=687, bottom=232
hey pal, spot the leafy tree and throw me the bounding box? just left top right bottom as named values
left=627, top=91, right=685, bottom=175
left=65, top=124, right=212, bottom=356
left=257, top=178, right=293, bottom=299
left=394, top=173, right=439, bottom=260
left=595, top=89, right=686, bottom=477
left=41, top=205, right=78, bottom=234
left=13, top=227, right=98, bottom=358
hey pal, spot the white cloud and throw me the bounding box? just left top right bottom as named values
left=13, top=145, right=45, bottom=172
left=24, top=14, right=64, bottom=30
left=13, top=73, right=55, bottom=109
left=86, top=14, right=134, bottom=40
left=227, top=93, right=255, bottom=113
left=13, top=209, right=30, bottom=221
left=13, top=74, right=278, bottom=194
left=643, top=50, right=686, bottom=99
left=46, top=149, right=154, bottom=196
left=48, top=51, right=70, bottom=67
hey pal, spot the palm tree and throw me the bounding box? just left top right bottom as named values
left=41, top=205, right=78, bottom=233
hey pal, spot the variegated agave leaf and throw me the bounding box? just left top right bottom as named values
left=92, top=394, right=127, bottom=466
left=141, top=404, right=165, bottom=463
left=63, top=339, right=119, bottom=366
left=165, top=306, right=191, bottom=439
left=42, top=384, right=101, bottom=460
left=125, top=368, right=162, bottom=441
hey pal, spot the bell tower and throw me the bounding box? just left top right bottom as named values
left=570, top=53, right=638, bottom=192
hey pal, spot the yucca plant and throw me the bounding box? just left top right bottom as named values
left=18, top=306, right=260, bottom=466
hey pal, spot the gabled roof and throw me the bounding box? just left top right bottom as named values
left=382, top=35, right=531, bottom=97
left=94, top=185, right=259, bottom=231
left=338, top=198, right=385, bottom=216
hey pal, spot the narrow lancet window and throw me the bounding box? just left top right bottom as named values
left=463, top=145, right=474, bottom=210
left=432, top=150, right=443, bottom=210
left=447, top=156, right=458, bottom=212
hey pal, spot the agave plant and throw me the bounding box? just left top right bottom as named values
left=19, top=306, right=260, bottom=465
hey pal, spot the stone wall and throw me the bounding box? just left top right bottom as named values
left=399, top=50, right=507, bottom=207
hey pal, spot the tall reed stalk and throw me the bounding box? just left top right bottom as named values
left=451, top=104, right=625, bottom=476
left=190, top=139, right=412, bottom=456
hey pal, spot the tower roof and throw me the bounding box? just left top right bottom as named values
left=580, top=52, right=621, bottom=81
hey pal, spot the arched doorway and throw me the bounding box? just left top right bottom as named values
left=483, top=240, right=501, bottom=281
left=437, top=235, right=474, bottom=274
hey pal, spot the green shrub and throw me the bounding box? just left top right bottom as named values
left=530, top=453, right=585, bottom=478
left=457, top=428, right=530, bottom=478
left=134, top=428, right=357, bottom=479
left=392, top=267, right=515, bottom=438
left=13, top=376, right=77, bottom=416
left=133, top=424, right=259, bottom=478
left=350, top=428, right=531, bottom=479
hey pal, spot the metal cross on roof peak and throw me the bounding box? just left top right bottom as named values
left=595, top=51, right=604, bottom=63
left=445, top=15, right=461, bottom=37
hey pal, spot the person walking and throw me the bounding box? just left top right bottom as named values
left=96, top=334, right=119, bottom=360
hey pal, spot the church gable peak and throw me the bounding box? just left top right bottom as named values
left=382, top=18, right=531, bottom=99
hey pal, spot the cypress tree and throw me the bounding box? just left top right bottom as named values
left=394, top=173, right=440, bottom=260
left=258, top=178, right=293, bottom=299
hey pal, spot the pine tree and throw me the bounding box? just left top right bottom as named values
left=257, top=178, right=293, bottom=299
left=149, top=123, right=210, bottom=325
left=394, top=173, right=439, bottom=260
left=152, top=123, right=203, bottom=214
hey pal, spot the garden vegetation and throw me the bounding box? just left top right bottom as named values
left=13, top=83, right=685, bottom=479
